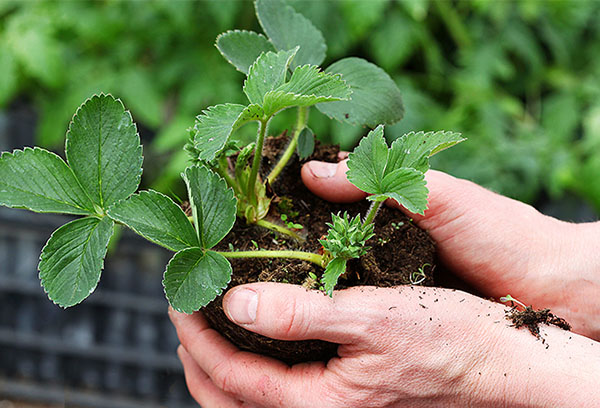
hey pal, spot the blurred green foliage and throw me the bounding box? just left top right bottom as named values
left=1, top=0, right=599, bottom=214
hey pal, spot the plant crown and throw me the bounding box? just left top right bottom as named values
left=0, top=0, right=464, bottom=313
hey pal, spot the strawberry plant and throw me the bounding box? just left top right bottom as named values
left=0, top=0, right=464, bottom=315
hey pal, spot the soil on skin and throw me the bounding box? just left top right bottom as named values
left=506, top=306, right=571, bottom=340
left=203, top=136, right=436, bottom=364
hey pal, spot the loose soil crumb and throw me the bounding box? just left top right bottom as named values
left=505, top=306, right=571, bottom=340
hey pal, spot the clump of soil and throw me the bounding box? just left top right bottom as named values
left=203, top=136, right=436, bottom=364
left=506, top=306, right=571, bottom=340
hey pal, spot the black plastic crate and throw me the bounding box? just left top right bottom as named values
left=0, top=207, right=197, bottom=408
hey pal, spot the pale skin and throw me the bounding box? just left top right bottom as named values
left=169, top=157, right=600, bottom=407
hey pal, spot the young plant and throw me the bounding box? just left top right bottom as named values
left=500, top=294, right=528, bottom=310
left=186, top=0, right=405, bottom=234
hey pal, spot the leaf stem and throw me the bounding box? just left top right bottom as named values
left=363, top=200, right=383, bottom=226
left=216, top=249, right=323, bottom=266
left=267, top=106, right=310, bottom=184
left=256, top=218, right=304, bottom=241
left=247, top=118, right=269, bottom=206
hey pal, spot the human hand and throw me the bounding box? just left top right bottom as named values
left=301, top=159, right=600, bottom=340
left=170, top=284, right=600, bottom=407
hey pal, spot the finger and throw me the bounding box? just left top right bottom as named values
left=222, top=282, right=378, bottom=344
left=301, top=160, right=366, bottom=203
left=178, top=345, right=247, bottom=408
left=169, top=308, right=326, bottom=408
left=337, top=151, right=349, bottom=160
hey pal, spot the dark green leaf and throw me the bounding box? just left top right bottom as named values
left=107, top=190, right=198, bottom=252
left=371, top=168, right=428, bottom=214
left=322, top=257, right=347, bottom=297
left=317, top=58, right=404, bottom=127
left=65, top=94, right=143, bottom=209
left=255, top=0, right=326, bottom=69
left=0, top=147, right=95, bottom=215
left=183, top=166, right=237, bottom=249
left=163, top=248, right=232, bottom=313
left=388, top=131, right=465, bottom=174
left=216, top=30, right=276, bottom=74
left=39, top=216, right=114, bottom=307
left=297, top=127, right=315, bottom=159
left=243, top=48, right=298, bottom=105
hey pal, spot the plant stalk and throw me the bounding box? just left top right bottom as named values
left=256, top=218, right=304, bottom=241
left=267, top=106, right=309, bottom=184
left=363, top=200, right=383, bottom=226
left=247, top=118, right=269, bottom=207
left=216, top=249, right=323, bottom=266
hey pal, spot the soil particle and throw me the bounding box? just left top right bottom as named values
left=505, top=306, right=571, bottom=340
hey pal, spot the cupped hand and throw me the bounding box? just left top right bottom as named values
left=301, top=159, right=600, bottom=340
left=170, top=284, right=600, bottom=408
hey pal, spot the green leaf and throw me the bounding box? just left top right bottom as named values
left=388, top=131, right=465, bottom=174
left=262, top=64, right=351, bottom=116
left=297, top=127, right=315, bottom=159
left=189, top=103, right=263, bottom=163
left=255, top=0, right=326, bottom=69
left=0, top=147, right=95, bottom=215
left=371, top=168, right=428, bottom=215
left=39, top=216, right=114, bottom=307
left=322, top=257, right=347, bottom=297
left=346, top=126, right=389, bottom=194
left=317, top=58, right=404, bottom=127
left=163, top=248, right=232, bottom=313
left=243, top=48, right=298, bottom=105
left=183, top=166, right=237, bottom=249
left=0, top=43, right=17, bottom=106
left=107, top=190, right=198, bottom=252
left=65, top=94, right=143, bottom=209
left=216, top=30, right=276, bottom=75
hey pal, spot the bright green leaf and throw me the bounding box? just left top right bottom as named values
left=107, top=190, right=198, bottom=252
left=372, top=168, right=428, bottom=214
left=346, top=125, right=389, bottom=194
left=317, top=58, right=404, bottom=127
left=255, top=0, right=326, bottom=69
left=39, top=216, right=114, bottom=307
left=216, top=30, right=276, bottom=74
left=322, top=257, right=347, bottom=297
left=388, top=131, right=465, bottom=174
left=243, top=48, right=298, bottom=105
left=65, top=94, right=143, bottom=209
left=262, top=65, right=351, bottom=116
left=189, top=103, right=263, bottom=163
left=183, top=166, right=237, bottom=249
left=0, top=147, right=95, bottom=215
left=163, top=248, right=232, bottom=313
left=297, top=127, right=315, bottom=159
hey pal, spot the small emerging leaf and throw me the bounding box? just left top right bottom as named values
left=39, top=216, right=114, bottom=307
left=317, top=58, right=404, bottom=127
left=66, top=94, right=143, bottom=209
left=243, top=47, right=298, bottom=105
left=255, top=0, right=326, bottom=70
left=164, top=248, right=232, bottom=314
left=262, top=65, right=351, bottom=116
left=297, top=127, right=315, bottom=159
left=183, top=166, right=237, bottom=249
left=216, top=30, right=276, bottom=75
left=107, top=190, right=199, bottom=252
left=322, top=257, right=347, bottom=297
left=0, top=147, right=95, bottom=215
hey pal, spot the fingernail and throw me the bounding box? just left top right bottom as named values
left=307, top=161, right=337, bottom=178
left=225, top=288, right=258, bottom=325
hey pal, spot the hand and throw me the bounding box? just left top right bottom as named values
left=170, top=284, right=600, bottom=407
left=302, top=160, right=600, bottom=340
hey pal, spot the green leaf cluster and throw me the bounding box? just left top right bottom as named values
left=347, top=125, right=464, bottom=215
left=320, top=212, right=374, bottom=260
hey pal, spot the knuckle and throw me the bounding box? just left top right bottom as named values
left=280, top=296, right=312, bottom=338
left=211, top=358, right=236, bottom=393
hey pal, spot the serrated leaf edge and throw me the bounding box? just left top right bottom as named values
left=215, top=29, right=275, bottom=74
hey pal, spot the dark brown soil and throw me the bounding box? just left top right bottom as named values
left=506, top=306, right=571, bottom=340
left=203, top=136, right=436, bottom=365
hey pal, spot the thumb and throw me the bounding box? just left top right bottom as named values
left=301, top=160, right=367, bottom=203
left=222, top=282, right=369, bottom=344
